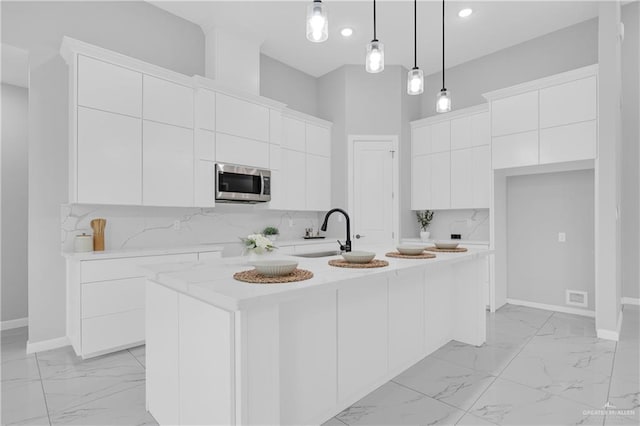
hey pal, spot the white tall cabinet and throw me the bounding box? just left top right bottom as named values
left=411, top=105, right=491, bottom=210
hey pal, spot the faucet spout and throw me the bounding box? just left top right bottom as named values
left=320, top=208, right=352, bottom=252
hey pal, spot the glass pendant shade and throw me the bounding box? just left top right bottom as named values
left=436, top=89, right=452, bottom=113
left=306, top=1, right=328, bottom=43
left=365, top=40, right=384, bottom=73
left=407, top=68, right=424, bottom=95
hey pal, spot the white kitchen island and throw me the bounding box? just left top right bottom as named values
left=143, top=245, right=492, bottom=426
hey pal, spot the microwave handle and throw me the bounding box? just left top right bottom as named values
left=260, top=172, right=265, bottom=195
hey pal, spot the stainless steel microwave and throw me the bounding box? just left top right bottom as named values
left=215, top=163, right=271, bottom=203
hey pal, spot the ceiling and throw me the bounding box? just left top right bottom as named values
left=150, top=0, right=600, bottom=78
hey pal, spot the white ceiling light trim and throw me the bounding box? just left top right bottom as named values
left=458, top=8, right=473, bottom=18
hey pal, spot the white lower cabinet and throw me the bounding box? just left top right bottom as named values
left=388, top=269, right=425, bottom=370
left=424, top=265, right=455, bottom=355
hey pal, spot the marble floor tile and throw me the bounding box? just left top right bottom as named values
left=1, top=379, right=50, bottom=426
left=431, top=339, right=522, bottom=376
left=491, top=305, right=554, bottom=331
left=38, top=347, right=145, bottom=414
left=2, top=340, right=31, bottom=364
left=2, top=327, right=29, bottom=345
left=335, top=381, right=465, bottom=425
left=611, top=343, right=640, bottom=383
left=321, top=416, right=348, bottom=426
left=127, top=345, right=145, bottom=368
left=455, top=413, right=497, bottom=426
left=2, top=356, right=41, bottom=386
left=536, top=312, right=597, bottom=340
left=469, top=377, right=602, bottom=425
left=393, top=357, right=496, bottom=411
left=606, top=375, right=639, bottom=423
left=49, top=384, right=157, bottom=425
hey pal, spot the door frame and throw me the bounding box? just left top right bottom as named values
left=347, top=135, right=400, bottom=243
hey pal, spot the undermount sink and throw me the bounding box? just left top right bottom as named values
left=293, top=250, right=341, bottom=258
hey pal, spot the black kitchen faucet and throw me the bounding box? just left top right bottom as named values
left=320, top=208, right=352, bottom=252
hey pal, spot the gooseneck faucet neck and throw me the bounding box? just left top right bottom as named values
left=320, top=208, right=352, bottom=252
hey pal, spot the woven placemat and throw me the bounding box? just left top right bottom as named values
left=233, top=268, right=313, bottom=284
left=328, top=259, right=389, bottom=268
left=386, top=251, right=436, bottom=259
left=424, top=246, right=468, bottom=253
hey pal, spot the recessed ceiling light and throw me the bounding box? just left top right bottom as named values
left=340, top=27, right=354, bottom=37
left=458, top=8, right=473, bottom=18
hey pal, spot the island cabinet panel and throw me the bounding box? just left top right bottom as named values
left=146, top=282, right=180, bottom=426
left=388, top=269, right=425, bottom=371
left=280, top=292, right=337, bottom=426
left=337, top=276, right=389, bottom=402
left=424, top=265, right=455, bottom=355
left=178, top=294, right=233, bottom=426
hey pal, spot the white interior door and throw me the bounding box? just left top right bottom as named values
left=350, top=136, right=398, bottom=245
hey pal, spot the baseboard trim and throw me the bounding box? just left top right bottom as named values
left=26, top=336, right=70, bottom=354
left=621, top=297, right=640, bottom=306
left=506, top=298, right=595, bottom=318
left=1, top=317, right=28, bottom=331
left=597, top=311, right=623, bottom=341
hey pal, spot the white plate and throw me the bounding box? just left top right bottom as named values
left=342, top=251, right=375, bottom=264
left=252, top=260, right=298, bottom=277
left=434, top=241, right=460, bottom=249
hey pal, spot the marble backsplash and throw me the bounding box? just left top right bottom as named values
left=410, top=209, right=490, bottom=242
left=61, top=204, right=327, bottom=256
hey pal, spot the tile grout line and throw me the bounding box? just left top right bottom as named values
left=602, top=339, right=620, bottom=426
left=127, top=347, right=146, bottom=370
left=34, top=352, right=53, bottom=426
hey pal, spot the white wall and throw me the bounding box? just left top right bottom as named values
left=507, top=170, right=595, bottom=312
left=621, top=1, right=640, bottom=300
left=260, top=54, right=318, bottom=116
left=1, top=84, right=28, bottom=322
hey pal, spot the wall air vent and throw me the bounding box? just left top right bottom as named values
left=565, top=290, right=588, bottom=308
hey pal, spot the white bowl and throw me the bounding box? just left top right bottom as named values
left=252, top=260, right=298, bottom=277
left=435, top=240, right=460, bottom=249
left=342, top=251, right=375, bottom=264
left=396, top=244, right=426, bottom=255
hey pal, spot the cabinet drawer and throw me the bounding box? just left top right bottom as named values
left=77, top=55, right=142, bottom=117
left=492, top=130, right=539, bottom=169
left=82, top=278, right=144, bottom=318
left=82, top=309, right=144, bottom=356
left=540, top=76, right=596, bottom=129
left=81, top=253, right=197, bottom=283
left=216, top=133, right=269, bottom=169
left=492, top=91, right=538, bottom=137
left=143, top=75, right=194, bottom=128
left=216, top=94, right=269, bottom=142
left=539, top=120, right=596, bottom=164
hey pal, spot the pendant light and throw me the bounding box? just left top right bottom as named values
left=436, top=0, right=452, bottom=112
left=407, top=0, right=424, bottom=95
left=306, top=0, right=328, bottom=43
left=365, top=0, right=384, bottom=73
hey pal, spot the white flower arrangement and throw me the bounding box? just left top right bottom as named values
left=242, top=233, right=277, bottom=254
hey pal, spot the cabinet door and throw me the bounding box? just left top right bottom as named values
left=539, top=76, right=596, bottom=129
left=143, top=121, right=194, bottom=206
left=539, top=120, right=596, bottom=164
left=269, top=110, right=283, bottom=145
left=388, top=269, right=425, bottom=371
left=305, top=154, right=330, bottom=211
left=195, top=129, right=215, bottom=161
left=491, top=91, right=538, bottom=137
left=77, top=107, right=142, bottom=205
left=411, top=155, right=432, bottom=210
left=492, top=130, right=538, bottom=169
left=282, top=116, right=306, bottom=151
left=306, top=123, right=331, bottom=157
left=471, top=145, right=491, bottom=208
left=425, top=265, right=454, bottom=355
left=82, top=278, right=144, bottom=318
left=194, top=160, right=215, bottom=207
left=338, top=276, right=388, bottom=401
left=195, top=89, right=215, bottom=131
left=450, top=149, right=473, bottom=209
left=450, top=116, right=471, bottom=150
left=430, top=151, right=451, bottom=209
left=267, top=169, right=285, bottom=210
left=216, top=94, right=269, bottom=142
left=143, top=75, right=194, bottom=128
left=77, top=55, right=142, bottom=117
left=430, top=121, right=451, bottom=153
left=269, top=145, right=281, bottom=171
left=215, top=133, right=269, bottom=169
left=412, top=125, right=431, bottom=156
left=470, top=112, right=490, bottom=147
left=281, top=149, right=306, bottom=210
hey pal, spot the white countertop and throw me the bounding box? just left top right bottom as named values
left=143, top=244, right=493, bottom=312
left=62, top=243, right=225, bottom=261
left=402, top=238, right=490, bottom=246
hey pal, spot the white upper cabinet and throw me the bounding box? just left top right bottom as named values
left=411, top=125, right=431, bottom=156
left=305, top=154, right=331, bottom=211
left=269, top=110, right=283, bottom=145
left=491, top=90, right=538, bottom=137
left=77, top=107, right=142, bottom=205
left=78, top=55, right=142, bottom=117
left=491, top=130, right=539, bottom=169
left=450, top=149, right=473, bottom=208
left=195, top=89, right=215, bottom=131
left=306, top=124, right=331, bottom=157
left=430, top=151, right=451, bottom=209
left=282, top=116, right=306, bottom=151
left=471, top=145, right=491, bottom=208
left=216, top=133, right=269, bottom=169
left=143, top=121, right=194, bottom=207
left=470, top=112, right=490, bottom=147
left=450, top=116, right=472, bottom=150
left=281, top=149, right=306, bottom=210
left=216, top=93, right=269, bottom=142
left=539, top=120, right=597, bottom=164
left=411, top=155, right=432, bottom=210
left=430, top=121, right=451, bottom=153
left=143, top=75, right=194, bottom=128
left=539, top=76, right=596, bottom=128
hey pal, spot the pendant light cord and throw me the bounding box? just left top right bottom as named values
left=373, top=0, right=377, bottom=41
left=442, top=0, right=446, bottom=90
left=413, top=0, right=417, bottom=68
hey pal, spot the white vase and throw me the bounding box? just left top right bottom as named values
left=420, top=231, right=431, bottom=242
